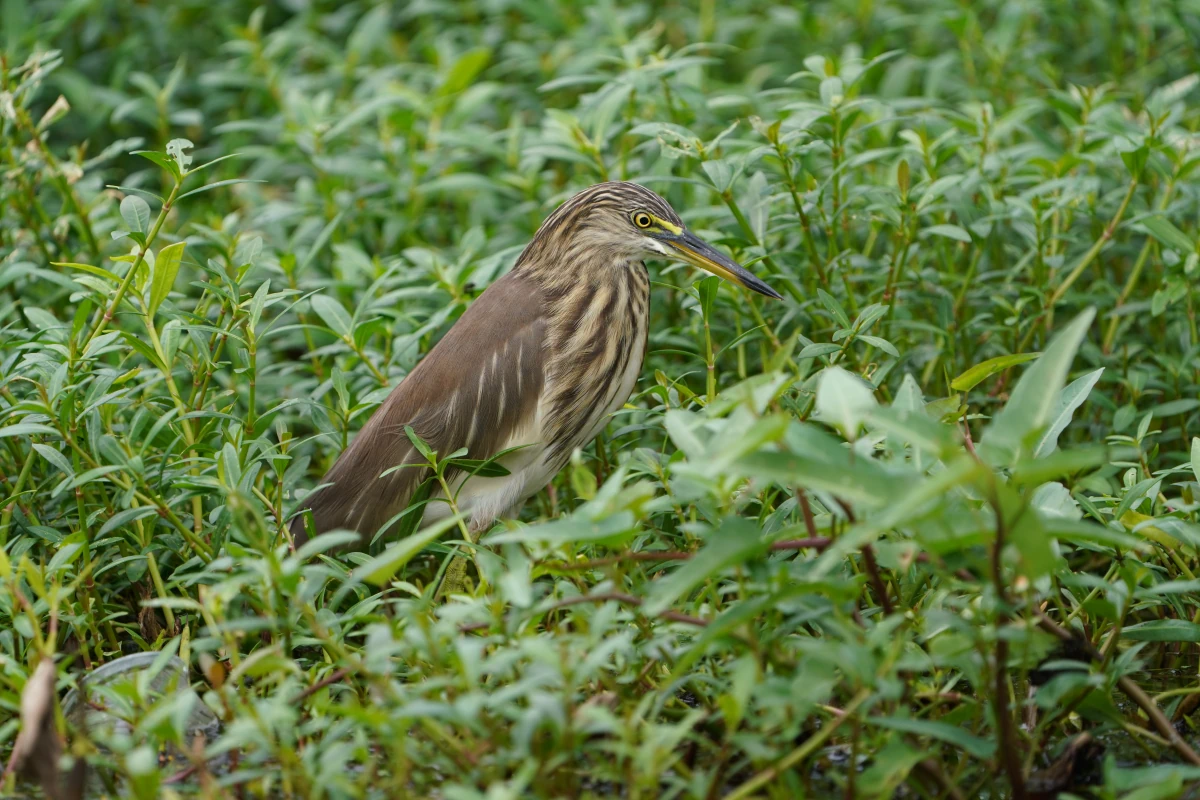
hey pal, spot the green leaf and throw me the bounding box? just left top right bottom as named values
left=98, top=506, right=161, bottom=537
left=1010, top=445, right=1113, bottom=485
left=0, top=423, right=58, bottom=438
left=922, top=223, right=971, bottom=243
left=120, top=194, right=151, bottom=234
left=310, top=294, right=353, bottom=338
left=867, top=406, right=955, bottom=455
left=47, top=535, right=86, bottom=575
left=55, top=261, right=121, bottom=283
left=798, top=342, right=840, bottom=360
left=739, top=449, right=905, bottom=509
left=1142, top=215, right=1195, bottom=253
left=166, top=138, right=194, bottom=172
left=697, top=275, right=720, bottom=319
left=815, top=366, right=876, bottom=437
left=486, top=511, right=638, bottom=547
left=352, top=515, right=462, bottom=587
left=867, top=716, right=995, bottom=758
left=1122, top=619, right=1200, bottom=642
left=644, top=518, right=766, bottom=616
left=381, top=480, right=435, bottom=546
left=950, top=352, right=1040, bottom=392
left=1191, top=437, right=1200, bottom=485
left=32, top=444, right=72, bottom=476
left=149, top=241, right=186, bottom=317
left=133, top=149, right=182, bottom=180
left=404, top=425, right=435, bottom=463
left=1119, top=143, right=1149, bottom=177
left=1033, top=367, right=1104, bottom=457
left=817, top=288, right=851, bottom=328
left=983, top=308, right=1096, bottom=458
left=438, top=48, right=491, bottom=97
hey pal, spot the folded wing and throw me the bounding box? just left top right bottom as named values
left=290, top=272, right=546, bottom=545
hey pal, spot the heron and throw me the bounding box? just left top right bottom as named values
left=290, top=181, right=782, bottom=592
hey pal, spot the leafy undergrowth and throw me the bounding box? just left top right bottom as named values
left=4, top=2, right=1200, bottom=798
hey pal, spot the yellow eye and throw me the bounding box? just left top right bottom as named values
left=633, top=212, right=652, bottom=229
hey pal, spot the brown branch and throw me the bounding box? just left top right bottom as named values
left=1037, top=611, right=1200, bottom=766
left=771, top=537, right=831, bottom=551
left=915, top=759, right=966, bottom=800
left=989, top=491, right=1027, bottom=800
left=294, top=667, right=352, bottom=702
left=860, top=544, right=894, bottom=615
left=796, top=488, right=819, bottom=539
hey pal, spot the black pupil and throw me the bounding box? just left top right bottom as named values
left=637, top=215, right=649, bottom=226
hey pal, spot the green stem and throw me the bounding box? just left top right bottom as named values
left=719, top=190, right=804, bottom=303
left=78, top=180, right=182, bottom=358
left=724, top=688, right=872, bottom=800
left=1103, top=177, right=1178, bottom=352
left=0, top=445, right=37, bottom=545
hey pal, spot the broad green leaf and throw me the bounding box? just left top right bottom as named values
left=644, top=518, right=766, bottom=616
left=1031, top=482, right=1081, bottom=520
left=697, top=275, right=720, bottom=319
left=438, top=48, right=491, bottom=97
left=867, top=716, right=995, bottom=758
left=798, top=342, right=840, bottom=360
left=133, top=149, right=182, bottom=180
left=1142, top=215, right=1194, bottom=252
left=999, top=483, right=1056, bottom=578
left=120, top=194, right=151, bottom=233
left=352, top=514, right=463, bottom=587
left=983, top=308, right=1096, bottom=458
left=815, top=366, right=876, bottom=437
left=486, top=511, right=637, bottom=547
left=55, top=261, right=121, bottom=282
left=950, top=352, right=1039, bottom=392
left=47, top=535, right=86, bottom=574
left=738, top=450, right=906, bottom=509
left=32, top=444, right=72, bottom=477
left=817, top=288, right=851, bottom=328
left=1033, top=367, right=1104, bottom=457
left=867, top=406, right=954, bottom=455
left=0, top=423, right=58, bottom=438
left=149, top=241, right=186, bottom=317
left=1192, top=436, right=1200, bottom=485
left=664, top=409, right=706, bottom=461
left=1122, top=619, right=1200, bottom=642
left=891, top=374, right=925, bottom=412
left=922, top=223, right=971, bottom=243
left=98, top=506, right=161, bottom=537
left=166, top=138, right=194, bottom=171
left=1136, top=578, right=1200, bottom=598
left=310, top=294, right=353, bottom=338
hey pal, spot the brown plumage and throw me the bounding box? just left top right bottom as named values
left=290, top=181, right=781, bottom=547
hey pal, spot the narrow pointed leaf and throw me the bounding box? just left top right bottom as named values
left=149, top=241, right=186, bottom=317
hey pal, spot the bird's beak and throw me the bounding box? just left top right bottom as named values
left=666, top=231, right=783, bottom=300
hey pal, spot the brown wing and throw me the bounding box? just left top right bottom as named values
left=290, top=271, right=546, bottom=546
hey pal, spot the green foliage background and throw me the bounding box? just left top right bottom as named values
left=4, top=0, right=1200, bottom=797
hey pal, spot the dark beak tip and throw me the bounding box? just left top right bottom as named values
left=761, top=284, right=784, bottom=301
left=744, top=276, right=784, bottom=301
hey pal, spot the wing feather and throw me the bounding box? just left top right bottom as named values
left=290, top=272, right=546, bottom=545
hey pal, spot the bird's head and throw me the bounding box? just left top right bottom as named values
left=522, top=181, right=783, bottom=300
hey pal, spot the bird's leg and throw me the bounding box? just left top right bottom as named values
left=434, top=552, right=473, bottom=602
left=433, top=515, right=490, bottom=602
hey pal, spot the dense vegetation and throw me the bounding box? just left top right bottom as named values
left=4, top=1, right=1200, bottom=797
